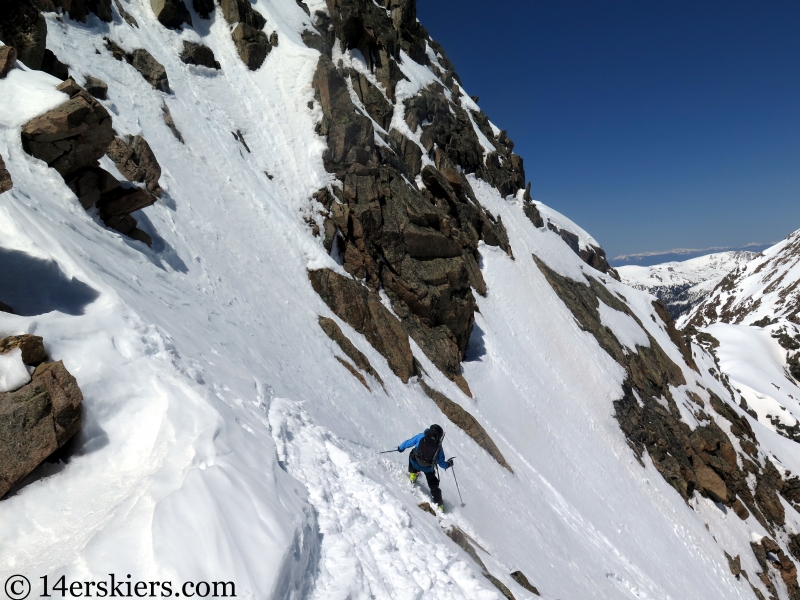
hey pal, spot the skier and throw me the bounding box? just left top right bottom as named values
left=398, top=424, right=453, bottom=511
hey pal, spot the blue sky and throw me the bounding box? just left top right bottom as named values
left=416, top=0, right=800, bottom=261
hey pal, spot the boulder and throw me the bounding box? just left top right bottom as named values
left=88, top=0, right=113, bottom=21
left=179, top=41, right=220, bottom=70
left=150, top=0, right=192, bottom=29
left=161, top=103, right=184, bottom=143
left=0, top=2, right=47, bottom=70
left=130, top=49, right=170, bottom=92
left=0, top=153, right=12, bottom=194
left=309, top=269, right=414, bottom=382
left=84, top=75, right=108, bottom=100
left=193, top=0, right=214, bottom=19
left=231, top=23, right=270, bottom=71
left=0, top=356, right=83, bottom=499
left=21, top=79, right=115, bottom=177
left=97, top=185, right=157, bottom=219
left=41, top=49, right=70, bottom=80
left=0, top=46, right=17, bottom=79
left=0, top=335, right=48, bottom=366
left=106, top=135, right=162, bottom=195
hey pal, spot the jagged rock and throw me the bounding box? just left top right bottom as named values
left=0, top=46, right=18, bottom=79
left=0, top=355, right=83, bottom=499
left=161, top=103, right=184, bottom=143
left=151, top=0, right=192, bottom=28
left=0, top=335, right=48, bottom=366
left=308, top=268, right=414, bottom=382
left=335, top=356, right=369, bottom=389
left=131, top=49, right=170, bottom=92
left=64, top=166, right=120, bottom=209
left=40, top=49, right=70, bottom=80
left=88, top=0, right=113, bottom=22
left=97, top=185, right=157, bottom=220
left=446, top=526, right=487, bottom=570
left=179, top=41, right=220, bottom=70
left=419, top=380, right=511, bottom=471
left=318, top=316, right=384, bottom=387
left=21, top=79, right=115, bottom=177
left=84, top=75, right=108, bottom=99
left=510, top=571, right=539, bottom=596
left=349, top=70, right=393, bottom=130
left=0, top=153, right=12, bottom=194
left=231, top=23, right=270, bottom=70
left=484, top=574, right=516, bottom=600
left=113, top=0, right=139, bottom=27
left=192, top=0, right=214, bottom=19
left=220, top=0, right=266, bottom=28
left=0, top=1, right=47, bottom=70
left=104, top=37, right=130, bottom=62
left=106, top=135, right=162, bottom=195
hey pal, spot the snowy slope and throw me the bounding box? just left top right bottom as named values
left=618, top=250, right=759, bottom=319
left=1, top=2, right=799, bottom=599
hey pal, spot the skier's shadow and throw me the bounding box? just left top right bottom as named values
left=0, top=247, right=99, bottom=316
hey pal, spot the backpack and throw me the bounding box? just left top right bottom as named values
left=413, top=427, right=443, bottom=468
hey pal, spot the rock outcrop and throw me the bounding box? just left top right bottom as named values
left=84, top=75, right=108, bottom=99
left=419, top=380, right=511, bottom=472
left=104, top=38, right=170, bottom=92
left=0, top=1, right=47, bottom=70
left=150, top=0, right=192, bottom=29
left=106, top=134, right=162, bottom=195
left=192, top=0, right=214, bottom=19
left=21, top=78, right=157, bottom=244
left=41, top=48, right=70, bottom=80
left=220, top=0, right=274, bottom=70
left=0, top=334, right=83, bottom=499
left=0, top=45, right=18, bottom=78
left=0, top=154, right=12, bottom=194
left=21, top=78, right=115, bottom=177
left=179, top=41, right=220, bottom=69
left=318, top=316, right=384, bottom=388
left=309, top=269, right=415, bottom=382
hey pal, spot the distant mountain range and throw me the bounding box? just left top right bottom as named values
left=613, top=242, right=774, bottom=267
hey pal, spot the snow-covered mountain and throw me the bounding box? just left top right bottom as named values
left=2, top=1, right=800, bottom=599
left=618, top=250, right=760, bottom=319
left=683, top=231, right=800, bottom=447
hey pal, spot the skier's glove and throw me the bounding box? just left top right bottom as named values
left=446, top=458, right=454, bottom=468
left=398, top=446, right=405, bottom=453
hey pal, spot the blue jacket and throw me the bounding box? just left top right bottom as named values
left=399, top=431, right=450, bottom=473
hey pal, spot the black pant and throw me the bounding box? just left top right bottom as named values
left=409, top=459, right=442, bottom=505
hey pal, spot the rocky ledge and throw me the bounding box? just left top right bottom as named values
left=0, top=334, right=83, bottom=499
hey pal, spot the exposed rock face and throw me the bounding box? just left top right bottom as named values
left=220, top=0, right=274, bottom=70
left=130, top=49, right=170, bottom=92
left=84, top=75, right=108, bottom=99
left=510, top=571, right=539, bottom=596
left=231, top=23, right=271, bottom=70
left=21, top=78, right=156, bottom=244
left=0, top=153, right=12, bottom=194
left=192, top=0, right=214, bottom=19
left=445, top=526, right=516, bottom=599
left=419, top=380, right=511, bottom=472
left=0, top=1, right=47, bottom=70
left=310, top=46, right=513, bottom=392
left=318, top=316, right=384, bottom=387
left=21, top=78, right=115, bottom=177
left=335, top=356, right=369, bottom=389
left=0, top=335, right=83, bottom=499
left=104, top=39, right=170, bottom=92
left=179, top=41, right=220, bottom=70
left=41, top=48, right=70, bottom=80
left=161, top=103, right=184, bottom=143
left=106, top=135, right=162, bottom=195
left=0, top=45, right=19, bottom=79
left=309, top=268, right=414, bottom=382
left=113, top=0, right=139, bottom=27
left=150, top=0, right=192, bottom=29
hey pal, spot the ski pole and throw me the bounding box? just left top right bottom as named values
left=378, top=449, right=400, bottom=454
left=450, top=463, right=465, bottom=507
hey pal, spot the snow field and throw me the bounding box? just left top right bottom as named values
left=0, top=0, right=794, bottom=598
